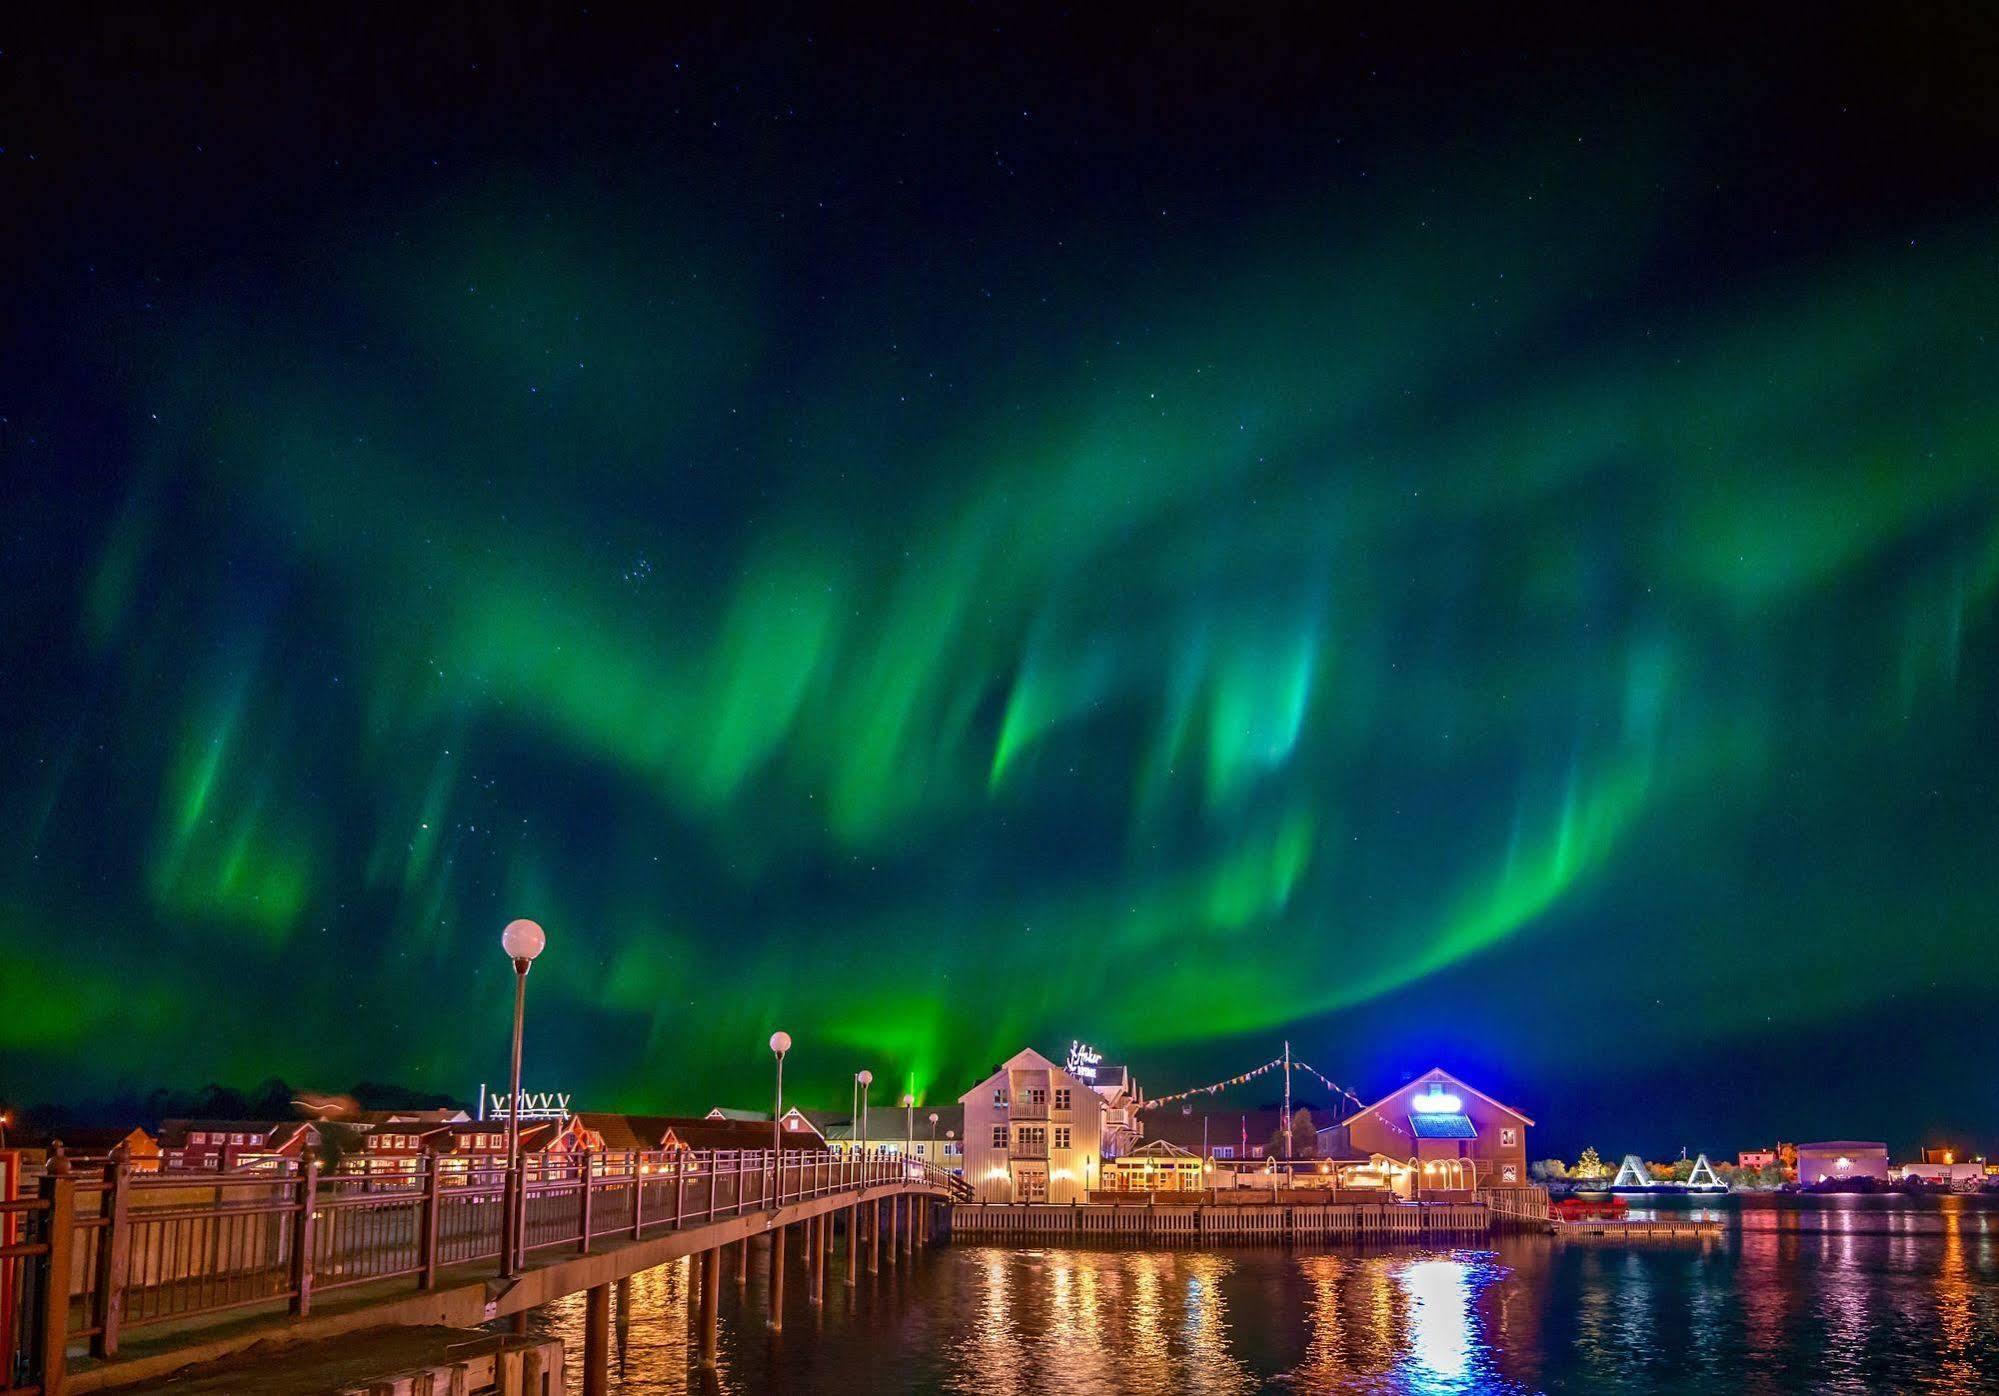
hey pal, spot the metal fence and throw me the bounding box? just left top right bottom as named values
left=10, top=1147, right=965, bottom=1393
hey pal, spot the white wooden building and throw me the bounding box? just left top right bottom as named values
left=959, top=1047, right=1109, bottom=1203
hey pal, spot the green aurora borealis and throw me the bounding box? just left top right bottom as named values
left=5, top=10, right=1999, bottom=1152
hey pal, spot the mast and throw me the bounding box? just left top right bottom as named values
left=1283, top=1040, right=1292, bottom=1161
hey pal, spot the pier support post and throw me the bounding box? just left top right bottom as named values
left=869, top=1199, right=880, bottom=1273
left=699, top=1247, right=721, bottom=1368
left=811, top=1213, right=826, bottom=1305
left=905, top=1196, right=915, bottom=1254
left=583, top=1282, right=610, bottom=1396
left=735, top=1236, right=748, bottom=1284
left=846, top=1202, right=859, bottom=1284
left=770, top=1222, right=787, bottom=1331
left=886, top=1195, right=898, bottom=1265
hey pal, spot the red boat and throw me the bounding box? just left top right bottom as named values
left=1553, top=1195, right=1630, bottom=1222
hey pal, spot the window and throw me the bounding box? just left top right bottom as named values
left=1054, top=1127, right=1071, bottom=1151
left=994, top=1087, right=1008, bottom=1107
left=249, top=1134, right=262, bottom=1145
left=1027, top=1088, right=1046, bottom=1107
left=191, top=1132, right=206, bottom=1145
left=1054, top=1088, right=1071, bottom=1110
left=1500, top=1128, right=1517, bottom=1148
left=992, top=1126, right=1007, bottom=1150
left=1501, top=1164, right=1519, bottom=1184
left=945, top=1141, right=961, bottom=1156
left=1213, top=1146, right=1235, bottom=1160
left=230, top=1133, right=245, bottom=1145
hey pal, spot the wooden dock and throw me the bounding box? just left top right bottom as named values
left=951, top=1201, right=1491, bottom=1243
left=1551, top=1217, right=1724, bottom=1241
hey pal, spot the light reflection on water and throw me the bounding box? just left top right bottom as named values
left=504, top=1198, right=1999, bottom=1394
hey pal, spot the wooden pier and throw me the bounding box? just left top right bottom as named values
left=951, top=1200, right=1491, bottom=1243
left=1551, top=1217, right=1724, bottom=1241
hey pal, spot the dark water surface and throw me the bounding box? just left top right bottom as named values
left=507, top=1196, right=1999, bottom=1393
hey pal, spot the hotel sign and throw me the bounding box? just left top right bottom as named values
left=478, top=1084, right=573, bottom=1121
left=1067, top=1041, right=1102, bottom=1082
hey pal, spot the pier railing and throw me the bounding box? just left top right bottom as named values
left=7, top=1146, right=963, bottom=1393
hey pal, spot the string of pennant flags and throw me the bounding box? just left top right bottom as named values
left=1291, top=1059, right=1365, bottom=1110
left=1136, top=1055, right=1286, bottom=1112
left=1135, top=1052, right=1366, bottom=1115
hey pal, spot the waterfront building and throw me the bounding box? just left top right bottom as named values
left=1795, top=1141, right=1890, bottom=1185
left=1089, top=1065, right=1145, bottom=1158
left=1738, top=1149, right=1777, bottom=1170
left=960, top=1047, right=1109, bottom=1202
left=1319, top=1069, right=1533, bottom=1193
left=1102, top=1138, right=1204, bottom=1192
left=1895, top=1157, right=1985, bottom=1186
left=27, top=1126, right=162, bottom=1171
left=160, top=1119, right=317, bottom=1171
left=703, top=1105, right=828, bottom=1139
left=1145, top=1107, right=1292, bottom=1161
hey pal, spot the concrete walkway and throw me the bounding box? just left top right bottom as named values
left=115, top=1326, right=560, bottom=1395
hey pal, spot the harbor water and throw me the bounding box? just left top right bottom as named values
left=507, top=1195, right=1999, bottom=1393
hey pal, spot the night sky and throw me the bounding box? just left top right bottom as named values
left=5, top=7, right=1997, bottom=1159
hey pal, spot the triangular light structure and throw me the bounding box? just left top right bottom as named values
left=1611, top=1154, right=1649, bottom=1188
left=1686, top=1153, right=1721, bottom=1189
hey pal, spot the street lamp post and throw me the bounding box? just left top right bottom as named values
left=770, top=1031, right=791, bottom=1195
left=856, top=1071, right=873, bottom=1173
left=902, top=1094, right=915, bottom=1162
left=498, top=918, right=546, bottom=1279
left=928, top=1112, right=939, bottom=1164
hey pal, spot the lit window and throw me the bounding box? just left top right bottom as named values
left=994, top=1088, right=1008, bottom=1107
left=230, top=1134, right=244, bottom=1145
left=191, top=1132, right=206, bottom=1145
left=1501, top=1164, right=1518, bottom=1183
left=1500, top=1128, right=1517, bottom=1148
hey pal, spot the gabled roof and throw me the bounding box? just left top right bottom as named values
left=705, top=1107, right=768, bottom=1122
left=1349, top=1069, right=1535, bottom=1128
left=958, top=1047, right=1082, bottom=1104
left=159, top=1120, right=317, bottom=1149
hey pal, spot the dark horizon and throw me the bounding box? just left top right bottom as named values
left=5, top=5, right=1998, bottom=1168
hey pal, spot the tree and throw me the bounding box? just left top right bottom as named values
left=1758, top=1160, right=1788, bottom=1189
left=1529, top=1159, right=1569, bottom=1182
left=1267, top=1108, right=1317, bottom=1160
left=1575, top=1146, right=1607, bottom=1180
left=1669, top=1157, right=1696, bottom=1184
